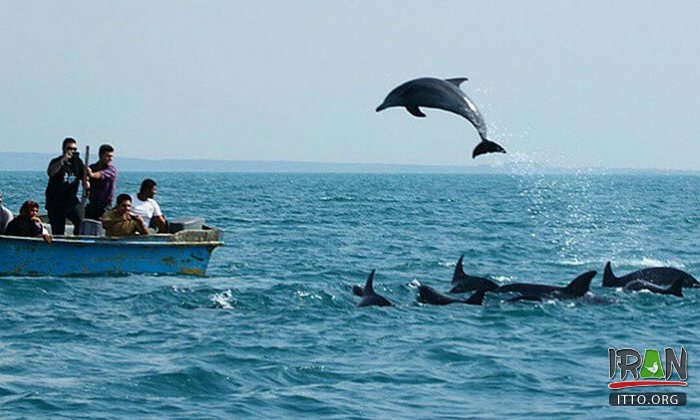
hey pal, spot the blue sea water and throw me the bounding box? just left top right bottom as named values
left=1, top=171, right=699, bottom=418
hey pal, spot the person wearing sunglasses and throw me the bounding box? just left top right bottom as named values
left=46, top=137, right=89, bottom=235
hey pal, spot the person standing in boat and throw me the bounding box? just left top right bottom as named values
left=101, top=194, right=148, bottom=237
left=5, top=200, right=52, bottom=243
left=0, top=191, right=13, bottom=234
left=130, top=178, right=167, bottom=233
left=46, top=137, right=88, bottom=235
left=86, top=144, right=117, bottom=220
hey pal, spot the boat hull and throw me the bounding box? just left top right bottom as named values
left=0, top=234, right=222, bottom=276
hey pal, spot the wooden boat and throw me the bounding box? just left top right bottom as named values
left=0, top=227, right=223, bottom=276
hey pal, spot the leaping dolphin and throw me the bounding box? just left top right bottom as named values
left=376, top=77, right=506, bottom=158
left=356, top=270, right=392, bottom=307
left=603, top=262, right=700, bottom=288
left=448, top=255, right=498, bottom=294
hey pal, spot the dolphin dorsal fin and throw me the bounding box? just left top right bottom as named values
left=405, top=106, right=426, bottom=118
left=452, top=255, right=466, bottom=284
left=364, top=270, right=376, bottom=295
left=465, top=289, right=486, bottom=305
left=445, top=77, right=468, bottom=87
left=563, top=271, right=597, bottom=297
left=602, top=262, right=618, bottom=287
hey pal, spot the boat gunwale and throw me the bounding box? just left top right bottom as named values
left=0, top=234, right=224, bottom=247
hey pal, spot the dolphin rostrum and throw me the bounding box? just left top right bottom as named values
left=603, top=261, right=700, bottom=288
left=492, top=271, right=597, bottom=301
left=449, top=255, right=498, bottom=294
left=376, top=77, right=506, bottom=158
left=356, top=270, right=392, bottom=307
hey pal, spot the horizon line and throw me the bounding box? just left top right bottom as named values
left=1, top=151, right=699, bottom=174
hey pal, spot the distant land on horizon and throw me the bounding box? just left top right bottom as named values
left=0, top=152, right=696, bottom=175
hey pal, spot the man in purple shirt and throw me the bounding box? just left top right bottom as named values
left=86, top=144, right=118, bottom=220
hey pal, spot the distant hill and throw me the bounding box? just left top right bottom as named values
left=0, top=152, right=694, bottom=175
left=0, top=152, right=506, bottom=174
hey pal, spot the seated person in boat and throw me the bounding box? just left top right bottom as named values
left=5, top=200, right=52, bottom=243
left=130, top=178, right=167, bottom=233
left=0, top=191, right=13, bottom=234
left=101, top=194, right=149, bottom=237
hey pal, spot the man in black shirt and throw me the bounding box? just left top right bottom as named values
left=46, top=137, right=89, bottom=235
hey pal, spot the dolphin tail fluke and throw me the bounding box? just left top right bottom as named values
left=562, top=271, right=597, bottom=297
left=603, top=262, right=618, bottom=287
left=669, top=277, right=684, bottom=298
left=465, top=289, right=486, bottom=306
left=364, top=270, right=376, bottom=295
left=451, top=255, right=466, bottom=285
left=472, top=139, right=506, bottom=158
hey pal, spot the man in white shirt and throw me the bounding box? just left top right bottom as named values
left=0, top=191, right=14, bottom=234
left=130, top=179, right=167, bottom=233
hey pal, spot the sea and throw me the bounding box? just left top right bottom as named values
left=0, top=170, right=699, bottom=418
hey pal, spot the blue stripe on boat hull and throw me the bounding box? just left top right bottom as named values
left=0, top=235, right=221, bottom=276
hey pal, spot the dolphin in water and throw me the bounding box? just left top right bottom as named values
left=355, top=270, right=392, bottom=307
left=417, top=284, right=487, bottom=306
left=624, top=277, right=684, bottom=297
left=492, top=271, right=597, bottom=301
left=376, top=77, right=506, bottom=158
left=351, top=284, right=364, bottom=297
left=448, top=255, right=498, bottom=294
left=603, top=261, right=700, bottom=288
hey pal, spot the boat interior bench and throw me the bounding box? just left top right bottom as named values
left=44, top=216, right=208, bottom=238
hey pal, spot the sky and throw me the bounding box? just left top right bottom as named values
left=1, top=1, right=699, bottom=169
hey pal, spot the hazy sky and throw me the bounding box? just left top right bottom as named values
left=2, top=1, right=699, bottom=169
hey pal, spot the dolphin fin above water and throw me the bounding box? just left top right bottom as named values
left=464, top=289, right=487, bottom=305
left=405, top=105, right=426, bottom=117
left=493, top=270, right=596, bottom=300
left=603, top=261, right=699, bottom=288
left=445, top=77, right=468, bottom=87
left=351, top=284, right=364, bottom=297
left=451, top=255, right=468, bottom=286
left=449, top=255, right=498, bottom=293
left=357, top=270, right=393, bottom=307
left=603, top=261, right=621, bottom=287
left=560, top=271, right=597, bottom=297
left=363, top=269, right=377, bottom=295
left=418, top=284, right=484, bottom=306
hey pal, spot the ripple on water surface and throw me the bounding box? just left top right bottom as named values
left=1, top=172, right=699, bottom=417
